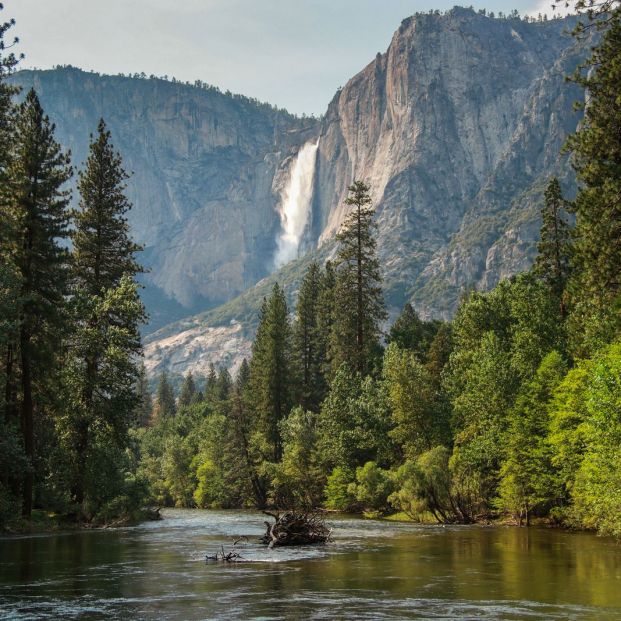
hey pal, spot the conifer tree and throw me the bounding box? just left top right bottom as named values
left=4, top=90, right=72, bottom=516
left=330, top=181, right=386, bottom=376
left=533, top=178, right=571, bottom=317
left=178, top=372, right=197, bottom=408
left=566, top=15, right=621, bottom=351
left=248, top=283, right=292, bottom=462
left=293, top=262, right=324, bottom=411
left=154, top=371, right=176, bottom=420
left=135, top=363, right=153, bottom=427
left=205, top=363, right=218, bottom=400
left=217, top=367, right=232, bottom=401
left=315, top=261, right=336, bottom=385
left=63, top=119, right=145, bottom=511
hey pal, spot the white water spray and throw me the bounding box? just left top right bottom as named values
left=273, top=140, right=319, bottom=269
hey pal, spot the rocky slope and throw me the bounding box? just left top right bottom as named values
left=11, top=9, right=594, bottom=377
left=9, top=68, right=317, bottom=330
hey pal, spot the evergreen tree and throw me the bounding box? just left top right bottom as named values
left=315, top=261, right=336, bottom=385
left=135, top=363, right=153, bottom=427
left=293, top=262, right=325, bottom=411
left=533, top=178, right=571, bottom=317
left=178, top=372, right=197, bottom=408
left=5, top=90, right=72, bottom=517
left=216, top=367, right=232, bottom=401
left=248, top=283, right=293, bottom=462
left=205, top=363, right=218, bottom=400
left=63, top=119, right=145, bottom=513
left=330, top=181, right=386, bottom=376
left=154, top=371, right=176, bottom=420
left=496, top=352, right=567, bottom=525
left=387, top=303, right=438, bottom=361
left=566, top=16, right=621, bottom=352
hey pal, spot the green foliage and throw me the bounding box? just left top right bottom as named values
left=353, top=461, right=394, bottom=512
left=154, top=370, right=176, bottom=420
left=383, top=343, right=450, bottom=457
left=324, top=467, right=357, bottom=511
left=248, top=283, right=294, bottom=462
left=566, top=14, right=621, bottom=354
left=316, top=365, right=393, bottom=472
left=496, top=352, right=567, bottom=524
left=330, top=181, right=387, bottom=376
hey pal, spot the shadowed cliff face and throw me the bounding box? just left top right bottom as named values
left=10, top=9, right=594, bottom=375
left=9, top=68, right=317, bottom=329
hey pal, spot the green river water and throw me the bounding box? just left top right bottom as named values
left=1, top=509, right=621, bottom=620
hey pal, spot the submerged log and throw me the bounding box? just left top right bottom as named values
left=260, top=510, right=332, bottom=548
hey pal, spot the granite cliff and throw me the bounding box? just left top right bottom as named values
left=10, top=8, right=593, bottom=376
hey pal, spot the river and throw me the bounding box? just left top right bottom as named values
left=1, top=509, right=621, bottom=620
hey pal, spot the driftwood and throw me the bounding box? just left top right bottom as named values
left=205, top=537, right=248, bottom=563
left=260, top=510, right=332, bottom=548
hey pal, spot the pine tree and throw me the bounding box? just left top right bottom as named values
left=154, top=371, right=176, bottom=419
left=135, top=363, right=153, bottom=427
left=330, top=181, right=386, bottom=376
left=533, top=178, right=571, bottom=317
left=205, top=363, right=218, bottom=400
left=566, top=16, right=621, bottom=352
left=315, top=261, right=336, bottom=385
left=63, top=119, right=145, bottom=512
left=178, top=372, right=197, bottom=408
left=217, top=367, right=232, bottom=401
left=248, top=283, right=292, bottom=462
left=4, top=90, right=73, bottom=517
left=293, top=262, right=325, bottom=411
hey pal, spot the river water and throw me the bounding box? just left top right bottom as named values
left=1, top=509, right=621, bottom=620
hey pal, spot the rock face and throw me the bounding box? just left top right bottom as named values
left=308, top=8, right=586, bottom=317
left=9, top=68, right=317, bottom=330
left=10, top=9, right=594, bottom=374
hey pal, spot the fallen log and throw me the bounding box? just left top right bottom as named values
left=260, top=510, right=332, bottom=548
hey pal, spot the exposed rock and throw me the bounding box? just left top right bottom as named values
left=9, top=10, right=597, bottom=375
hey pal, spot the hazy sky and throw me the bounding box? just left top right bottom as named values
left=8, top=0, right=570, bottom=115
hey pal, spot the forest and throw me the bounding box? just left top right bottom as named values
left=2, top=1, right=621, bottom=537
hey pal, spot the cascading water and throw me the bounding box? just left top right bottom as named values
left=273, top=140, right=319, bottom=269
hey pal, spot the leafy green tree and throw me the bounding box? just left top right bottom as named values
left=178, top=372, right=197, bottom=408
left=331, top=181, right=386, bottom=376
left=316, top=365, right=392, bottom=472
left=324, top=467, right=357, bottom=511
left=63, top=119, right=145, bottom=514
left=293, top=262, right=325, bottom=411
left=154, top=370, right=176, bottom=419
left=496, top=352, right=567, bottom=525
left=383, top=343, right=450, bottom=458
left=248, top=283, right=293, bottom=462
left=5, top=90, right=72, bottom=517
left=353, top=461, right=394, bottom=512
left=271, top=407, right=324, bottom=508
left=533, top=178, right=572, bottom=318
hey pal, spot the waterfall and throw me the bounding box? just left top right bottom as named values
left=273, top=140, right=318, bottom=269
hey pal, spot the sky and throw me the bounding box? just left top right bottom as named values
left=8, top=0, right=572, bottom=115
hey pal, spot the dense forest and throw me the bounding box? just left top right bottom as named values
left=2, top=1, right=621, bottom=537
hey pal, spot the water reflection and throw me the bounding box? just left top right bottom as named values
left=1, top=510, right=620, bottom=620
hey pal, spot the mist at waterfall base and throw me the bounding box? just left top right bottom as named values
left=273, top=141, right=319, bottom=270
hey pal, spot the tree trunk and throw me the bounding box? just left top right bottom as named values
left=20, top=326, right=33, bottom=518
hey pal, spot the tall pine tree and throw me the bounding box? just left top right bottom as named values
left=533, top=178, right=572, bottom=318
left=331, top=181, right=386, bottom=376
left=248, top=283, right=293, bottom=462
left=6, top=90, right=72, bottom=516
left=293, top=262, right=325, bottom=411
left=63, top=119, right=144, bottom=513
left=566, top=15, right=621, bottom=352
